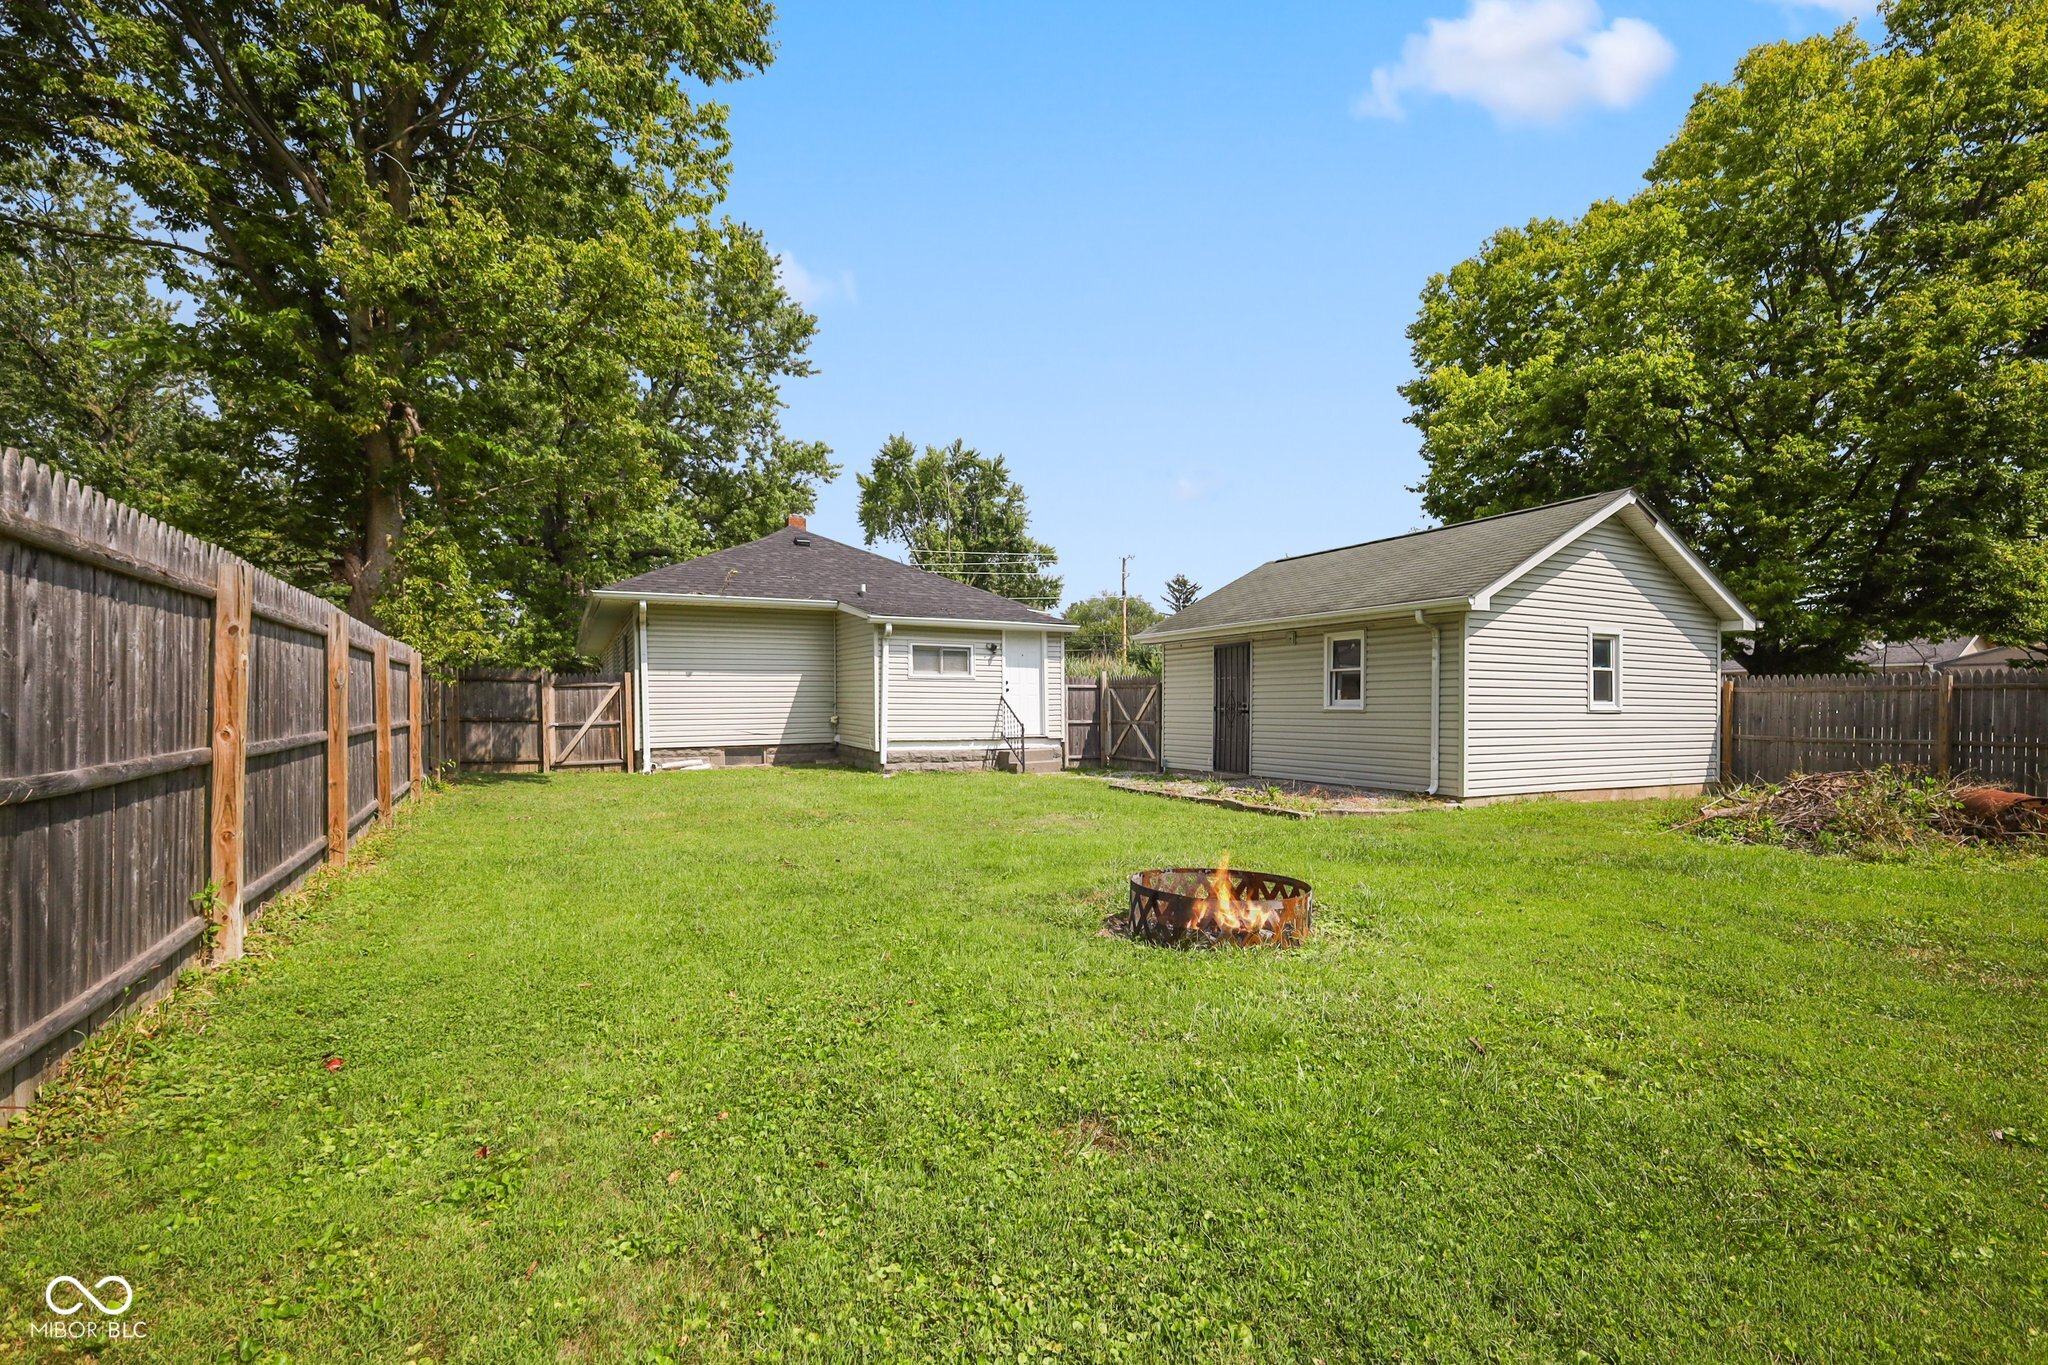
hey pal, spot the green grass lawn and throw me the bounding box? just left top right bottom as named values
left=4, top=770, right=2045, bottom=1361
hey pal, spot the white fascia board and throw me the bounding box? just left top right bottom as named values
left=589, top=589, right=837, bottom=611
left=1466, top=492, right=1759, bottom=632
left=1138, top=597, right=1469, bottom=645
left=1468, top=491, right=1636, bottom=612
left=836, top=603, right=1080, bottom=633
left=1635, top=514, right=1760, bottom=632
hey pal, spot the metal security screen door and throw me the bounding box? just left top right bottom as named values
left=1212, top=642, right=1250, bottom=772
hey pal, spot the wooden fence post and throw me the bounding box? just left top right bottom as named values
left=1935, top=671, right=1956, bottom=777
left=326, top=612, right=349, bottom=863
left=208, top=560, right=251, bottom=962
left=1720, top=675, right=1736, bottom=787
left=408, top=648, right=424, bottom=797
left=1098, top=672, right=1111, bottom=767
left=539, top=671, right=554, bottom=774
left=374, top=638, right=393, bottom=821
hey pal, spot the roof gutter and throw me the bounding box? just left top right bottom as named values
left=835, top=603, right=1080, bottom=633
left=1139, top=596, right=1470, bottom=645
left=582, top=590, right=1076, bottom=633
left=588, top=589, right=837, bottom=611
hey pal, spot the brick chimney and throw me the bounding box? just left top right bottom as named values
left=786, top=514, right=807, bottom=531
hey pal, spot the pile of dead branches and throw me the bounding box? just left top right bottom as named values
left=1678, top=768, right=2046, bottom=856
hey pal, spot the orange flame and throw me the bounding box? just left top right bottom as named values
left=1202, top=852, right=1264, bottom=933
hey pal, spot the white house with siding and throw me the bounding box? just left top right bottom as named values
left=1135, top=490, right=1756, bottom=802
left=578, top=518, right=1077, bottom=771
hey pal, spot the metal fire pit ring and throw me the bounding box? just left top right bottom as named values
left=1127, top=868, right=1313, bottom=948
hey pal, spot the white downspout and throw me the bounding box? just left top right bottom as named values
left=877, top=623, right=892, bottom=768
left=1415, top=609, right=1440, bottom=796
left=636, top=600, right=651, bottom=773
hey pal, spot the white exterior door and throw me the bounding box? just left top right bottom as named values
left=1003, top=631, right=1045, bottom=735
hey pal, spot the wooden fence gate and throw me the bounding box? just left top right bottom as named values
left=1065, top=675, right=1162, bottom=770
left=1725, top=669, right=2048, bottom=792
left=450, top=669, right=633, bottom=773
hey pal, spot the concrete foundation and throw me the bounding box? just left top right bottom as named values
left=651, top=741, right=1066, bottom=774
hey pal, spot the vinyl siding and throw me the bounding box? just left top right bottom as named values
left=1465, top=519, right=1720, bottom=796
left=1159, top=641, right=1214, bottom=771
left=1159, top=620, right=1461, bottom=792
left=643, top=604, right=836, bottom=747
left=884, top=628, right=1005, bottom=742
left=834, top=614, right=877, bottom=749
left=1250, top=614, right=1461, bottom=793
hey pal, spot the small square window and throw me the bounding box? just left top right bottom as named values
left=1325, top=633, right=1364, bottom=710
left=1589, top=633, right=1621, bottom=708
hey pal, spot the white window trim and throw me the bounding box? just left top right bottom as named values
left=908, top=642, right=976, bottom=680
left=1323, top=631, right=1365, bottom=711
left=1587, top=627, right=1624, bottom=712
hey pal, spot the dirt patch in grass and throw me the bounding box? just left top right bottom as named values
left=1098, top=770, right=1443, bottom=818
left=1054, top=1113, right=1132, bottom=1160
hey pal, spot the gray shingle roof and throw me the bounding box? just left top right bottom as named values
left=1851, top=636, right=1985, bottom=670
left=1137, top=489, right=1635, bottom=638
left=595, top=527, right=1063, bottom=625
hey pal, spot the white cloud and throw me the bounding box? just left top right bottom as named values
left=1171, top=476, right=1217, bottom=503
left=774, top=252, right=856, bottom=308
left=1357, top=0, right=1676, bottom=125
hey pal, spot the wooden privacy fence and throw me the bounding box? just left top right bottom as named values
left=1, top=450, right=431, bottom=1109
left=1725, top=669, right=2048, bottom=793
left=1066, top=675, right=1161, bottom=770
left=447, top=669, right=633, bottom=773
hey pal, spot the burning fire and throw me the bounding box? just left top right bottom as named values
left=1201, top=852, right=1264, bottom=933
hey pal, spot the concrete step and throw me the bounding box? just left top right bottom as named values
left=994, top=746, right=1064, bottom=774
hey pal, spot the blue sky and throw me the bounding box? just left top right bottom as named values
left=717, top=1, right=1872, bottom=612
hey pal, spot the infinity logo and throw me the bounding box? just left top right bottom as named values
left=45, top=1275, right=133, bottom=1316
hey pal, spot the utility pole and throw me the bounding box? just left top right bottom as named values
left=1119, top=554, right=1134, bottom=661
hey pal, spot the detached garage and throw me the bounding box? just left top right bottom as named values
left=578, top=518, right=1077, bottom=772
left=1134, top=489, right=1756, bottom=801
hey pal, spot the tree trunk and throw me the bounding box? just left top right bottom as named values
left=345, top=408, right=412, bottom=621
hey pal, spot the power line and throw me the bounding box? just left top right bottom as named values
left=908, top=556, right=1058, bottom=565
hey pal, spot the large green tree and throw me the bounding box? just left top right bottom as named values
left=1405, top=0, right=2048, bottom=672
left=1063, top=590, right=1163, bottom=671
left=0, top=0, right=829, bottom=656
left=857, top=436, right=1063, bottom=608
left=0, top=159, right=216, bottom=519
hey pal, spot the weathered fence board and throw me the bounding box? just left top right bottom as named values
left=1, top=450, right=429, bottom=1116
left=1726, top=669, right=2047, bottom=792
left=1065, top=680, right=1100, bottom=765
left=446, top=670, right=631, bottom=773
left=1064, top=676, right=1161, bottom=771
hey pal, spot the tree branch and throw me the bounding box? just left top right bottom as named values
left=0, top=212, right=231, bottom=267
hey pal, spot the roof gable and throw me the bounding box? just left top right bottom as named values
left=1138, top=490, right=1754, bottom=640
left=592, top=528, right=1064, bottom=626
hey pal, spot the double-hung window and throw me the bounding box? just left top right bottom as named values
left=1588, top=631, right=1622, bottom=709
left=910, top=644, right=973, bottom=677
left=1325, top=633, right=1364, bottom=710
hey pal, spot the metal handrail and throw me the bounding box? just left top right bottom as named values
left=994, top=695, right=1027, bottom=773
